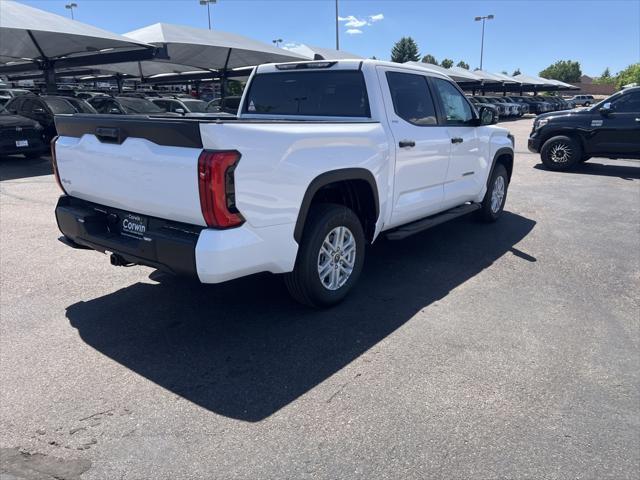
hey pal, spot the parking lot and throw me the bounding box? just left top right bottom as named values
left=1, top=117, right=638, bottom=479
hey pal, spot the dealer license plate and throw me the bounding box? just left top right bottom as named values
left=120, top=213, right=148, bottom=237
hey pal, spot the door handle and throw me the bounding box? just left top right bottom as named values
left=451, top=137, right=464, bottom=144
left=399, top=140, right=415, bottom=148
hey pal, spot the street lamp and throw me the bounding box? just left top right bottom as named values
left=65, top=2, right=78, bottom=20
left=272, top=39, right=283, bottom=48
left=199, top=0, right=217, bottom=30
left=474, top=14, right=494, bottom=70
left=335, top=0, right=339, bottom=50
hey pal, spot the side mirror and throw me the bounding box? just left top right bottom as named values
left=599, top=102, right=613, bottom=116
left=109, top=108, right=121, bottom=114
left=175, top=108, right=185, bottom=114
left=479, top=106, right=496, bottom=125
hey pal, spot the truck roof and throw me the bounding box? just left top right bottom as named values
left=255, top=58, right=452, bottom=81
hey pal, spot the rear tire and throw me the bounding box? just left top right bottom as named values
left=540, top=135, right=582, bottom=171
left=478, top=163, right=509, bottom=222
left=284, top=204, right=365, bottom=308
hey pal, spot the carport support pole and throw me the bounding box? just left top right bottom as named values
left=42, top=62, right=57, bottom=94
left=115, top=74, right=123, bottom=94
left=220, top=48, right=232, bottom=99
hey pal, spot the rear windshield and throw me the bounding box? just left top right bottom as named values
left=44, top=97, right=77, bottom=114
left=118, top=97, right=165, bottom=114
left=182, top=100, right=207, bottom=113
left=243, top=70, right=370, bottom=117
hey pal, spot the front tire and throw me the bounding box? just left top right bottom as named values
left=478, top=163, right=509, bottom=222
left=540, top=135, right=582, bottom=171
left=284, top=204, right=365, bottom=308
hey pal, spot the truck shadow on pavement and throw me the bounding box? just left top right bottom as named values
left=0, top=155, right=52, bottom=181
left=533, top=162, right=640, bottom=180
left=66, top=212, right=535, bottom=422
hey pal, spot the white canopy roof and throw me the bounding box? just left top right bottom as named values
left=513, top=73, right=558, bottom=86
left=0, top=1, right=152, bottom=67
left=471, top=70, right=510, bottom=84
left=124, top=23, right=308, bottom=71
left=404, top=62, right=482, bottom=83
left=284, top=44, right=363, bottom=60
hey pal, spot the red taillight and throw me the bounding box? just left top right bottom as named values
left=50, top=136, right=67, bottom=194
left=197, top=150, right=244, bottom=228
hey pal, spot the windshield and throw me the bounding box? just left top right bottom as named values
left=182, top=100, right=207, bottom=113
left=117, top=97, right=165, bottom=114
left=43, top=97, right=77, bottom=114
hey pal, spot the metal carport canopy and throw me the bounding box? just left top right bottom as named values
left=283, top=44, right=363, bottom=60
left=124, top=23, right=308, bottom=70
left=0, top=1, right=155, bottom=91
left=542, top=78, right=580, bottom=90
left=513, top=74, right=559, bottom=92
left=403, top=62, right=482, bottom=89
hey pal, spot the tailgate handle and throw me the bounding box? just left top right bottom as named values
left=95, top=127, right=122, bottom=143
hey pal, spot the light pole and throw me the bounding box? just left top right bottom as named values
left=335, top=0, right=339, bottom=50
left=474, top=14, right=494, bottom=70
left=272, top=38, right=283, bottom=48
left=65, top=2, right=78, bottom=20
left=199, top=0, right=217, bottom=30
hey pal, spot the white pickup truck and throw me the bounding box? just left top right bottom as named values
left=53, top=59, right=515, bottom=307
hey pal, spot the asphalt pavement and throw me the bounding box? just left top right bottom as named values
left=1, top=117, right=638, bottom=479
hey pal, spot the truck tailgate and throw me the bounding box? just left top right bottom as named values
left=54, top=115, right=206, bottom=226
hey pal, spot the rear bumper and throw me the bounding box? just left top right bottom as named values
left=0, top=139, right=47, bottom=156
left=55, top=196, right=201, bottom=276
left=55, top=196, right=299, bottom=283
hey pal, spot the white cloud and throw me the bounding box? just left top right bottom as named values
left=339, top=13, right=384, bottom=34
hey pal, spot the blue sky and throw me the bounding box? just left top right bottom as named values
left=18, top=0, right=640, bottom=76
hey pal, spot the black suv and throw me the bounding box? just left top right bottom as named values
left=4, top=94, right=96, bottom=142
left=528, top=86, right=640, bottom=170
left=0, top=107, right=47, bottom=158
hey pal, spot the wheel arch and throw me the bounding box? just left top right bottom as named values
left=294, top=168, right=379, bottom=244
left=488, top=147, right=514, bottom=186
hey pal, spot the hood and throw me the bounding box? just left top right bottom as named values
left=536, top=109, right=593, bottom=122
left=0, top=113, right=40, bottom=128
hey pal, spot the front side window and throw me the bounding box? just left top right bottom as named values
left=386, top=71, right=437, bottom=126
left=432, top=78, right=474, bottom=126
left=243, top=70, right=370, bottom=117
left=611, top=92, right=640, bottom=113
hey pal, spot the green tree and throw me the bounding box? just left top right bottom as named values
left=501, top=70, right=508, bottom=75
left=421, top=54, right=437, bottom=65
left=456, top=60, right=470, bottom=70
left=440, top=58, right=454, bottom=69
left=391, top=37, right=420, bottom=63
left=601, top=67, right=611, bottom=79
left=539, top=60, right=582, bottom=82
left=615, top=63, right=640, bottom=88
left=512, top=68, right=521, bottom=76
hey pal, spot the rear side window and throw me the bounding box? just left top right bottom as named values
left=243, top=70, right=370, bottom=117
left=386, top=71, right=437, bottom=126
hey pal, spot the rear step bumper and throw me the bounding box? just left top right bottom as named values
left=385, top=203, right=481, bottom=240
left=55, top=196, right=202, bottom=276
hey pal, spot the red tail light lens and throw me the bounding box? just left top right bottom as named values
left=197, top=150, right=244, bottom=228
left=50, top=136, right=67, bottom=194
